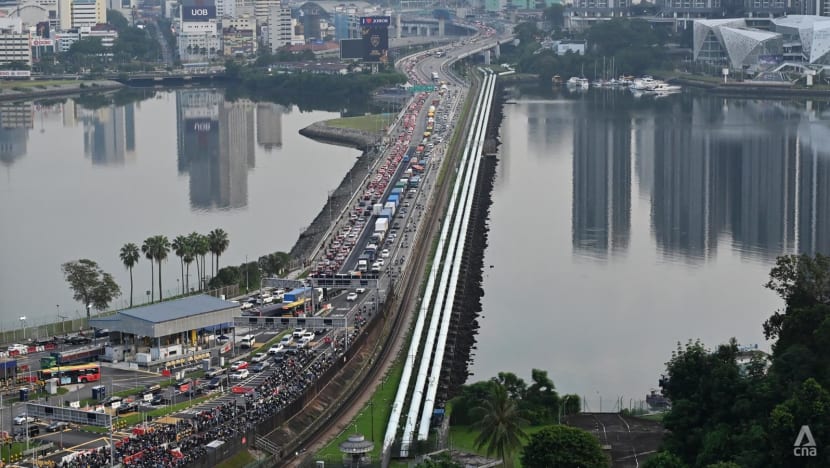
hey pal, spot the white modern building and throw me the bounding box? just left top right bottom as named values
left=268, top=3, right=291, bottom=51
left=0, top=23, right=31, bottom=66
left=693, top=15, right=830, bottom=69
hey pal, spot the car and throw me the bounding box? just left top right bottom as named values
left=216, top=335, right=230, bottom=344
left=346, top=292, right=358, bottom=301
left=268, top=345, right=283, bottom=355
left=7, top=344, right=28, bottom=354
left=93, top=328, right=109, bottom=338
left=302, top=331, right=314, bottom=341
left=230, top=369, right=249, bottom=380
left=117, top=402, right=139, bottom=415
left=292, top=328, right=307, bottom=339
left=380, top=249, right=390, bottom=258
left=151, top=394, right=170, bottom=406
left=46, top=421, right=70, bottom=432
left=13, top=414, right=35, bottom=425
left=355, top=288, right=366, bottom=294
left=231, top=361, right=249, bottom=371
left=279, top=336, right=293, bottom=346
left=251, top=361, right=270, bottom=372
left=205, top=368, right=225, bottom=379
left=17, top=425, right=39, bottom=437
left=251, top=353, right=267, bottom=363
left=208, top=375, right=229, bottom=389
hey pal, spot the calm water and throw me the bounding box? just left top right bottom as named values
left=0, top=89, right=359, bottom=329
left=470, top=91, right=830, bottom=407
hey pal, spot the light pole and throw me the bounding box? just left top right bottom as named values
left=560, top=395, right=573, bottom=425
left=19, top=316, right=26, bottom=341
left=245, top=255, right=249, bottom=292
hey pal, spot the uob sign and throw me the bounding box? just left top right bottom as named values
left=182, top=1, right=216, bottom=21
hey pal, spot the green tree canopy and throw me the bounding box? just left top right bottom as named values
left=643, top=451, right=688, bottom=468
left=520, top=425, right=609, bottom=468
left=61, top=259, right=121, bottom=317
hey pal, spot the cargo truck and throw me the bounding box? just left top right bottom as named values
left=357, top=255, right=371, bottom=272
left=391, top=187, right=403, bottom=196
left=372, top=203, right=383, bottom=215
left=376, top=218, right=389, bottom=231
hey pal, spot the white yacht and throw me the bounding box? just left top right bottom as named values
left=566, top=77, right=590, bottom=89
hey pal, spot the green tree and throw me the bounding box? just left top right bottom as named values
left=472, top=382, right=527, bottom=465
left=141, top=237, right=155, bottom=302
left=493, top=372, right=527, bottom=401
left=183, top=238, right=195, bottom=293
left=150, top=235, right=171, bottom=300
left=643, top=452, right=688, bottom=468
left=543, top=4, right=564, bottom=29
left=107, top=9, right=129, bottom=30
left=119, top=243, right=140, bottom=307
left=61, top=259, right=121, bottom=318
left=172, top=235, right=188, bottom=295
left=520, top=425, right=609, bottom=468
left=207, top=228, right=230, bottom=277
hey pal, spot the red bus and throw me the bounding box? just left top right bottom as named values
left=38, top=363, right=101, bottom=385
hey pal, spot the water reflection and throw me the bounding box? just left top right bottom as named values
left=0, top=103, right=31, bottom=169
left=256, top=103, right=286, bottom=151
left=80, top=104, right=136, bottom=165
left=571, top=107, right=631, bottom=259
left=176, top=89, right=254, bottom=211
left=562, top=94, right=830, bottom=262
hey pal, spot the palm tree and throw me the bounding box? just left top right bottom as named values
left=195, top=234, right=210, bottom=289
left=151, top=235, right=171, bottom=301
left=172, top=235, right=188, bottom=295
left=187, top=232, right=201, bottom=291
left=119, top=243, right=140, bottom=307
left=183, top=238, right=195, bottom=294
left=473, top=382, right=528, bottom=466
left=207, top=228, right=230, bottom=277
left=141, top=237, right=155, bottom=303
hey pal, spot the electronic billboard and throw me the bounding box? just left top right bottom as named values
left=340, top=39, right=364, bottom=60
left=182, top=0, right=216, bottom=21
left=360, top=16, right=390, bottom=63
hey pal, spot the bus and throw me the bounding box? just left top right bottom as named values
left=280, top=298, right=308, bottom=317
left=38, top=363, right=102, bottom=385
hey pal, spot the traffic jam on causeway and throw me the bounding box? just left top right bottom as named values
left=0, top=30, right=482, bottom=468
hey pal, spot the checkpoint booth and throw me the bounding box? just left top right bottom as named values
left=90, top=295, right=238, bottom=368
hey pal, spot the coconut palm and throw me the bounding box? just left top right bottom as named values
left=141, top=237, right=155, bottom=303
left=472, top=382, right=528, bottom=466
left=119, top=243, right=140, bottom=307
left=172, top=235, right=188, bottom=295
left=207, top=228, right=230, bottom=277
left=188, top=232, right=210, bottom=290
left=149, top=235, right=171, bottom=301
left=183, top=239, right=195, bottom=294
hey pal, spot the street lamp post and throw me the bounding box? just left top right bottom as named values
left=19, top=316, right=26, bottom=341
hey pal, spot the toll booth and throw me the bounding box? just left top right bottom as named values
left=92, top=385, right=107, bottom=401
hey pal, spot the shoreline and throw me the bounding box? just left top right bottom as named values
left=0, top=80, right=124, bottom=102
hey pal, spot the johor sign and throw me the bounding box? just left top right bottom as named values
left=360, top=16, right=391, bottom=26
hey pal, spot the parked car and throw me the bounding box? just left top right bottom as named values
left=67, top=335, right=91, bottom=345
left=13, top=414, right=35, bottom=425
left=251, top=361, right=270, bottom=373
left=46, top=421, right=70, bottom=432
left=93, top=328, right=109, bottom=338
left=231, top=361, right=249, bottom=371
left=151, top=394, right=171, bottom=406
left=230, top=369, right=249, bottom=380
left=208, top=375, right=229, bottom=389
left=117, top=402, right=139, bottom=415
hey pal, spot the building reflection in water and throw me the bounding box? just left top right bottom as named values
left=564, top=96, right=830, bottom=262
left=80, top=104, right=136, bottom=166
left=256, top=103, right=285, bottom=151
left=571, top=105, right=631, bottom=259
left=176, top=89, right=254, bottom=211
left=0, top=102, right=31, bottom=169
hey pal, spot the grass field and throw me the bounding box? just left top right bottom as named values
left=448, top=425, right=549, bottom=468
left=326, top=114, right=395, bottom=132
left=315, top=359, right=404, bottom=460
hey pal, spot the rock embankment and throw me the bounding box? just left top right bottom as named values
left=0, top=80, right=123, bottom=102
left=298, top=121, right=379, bottom=150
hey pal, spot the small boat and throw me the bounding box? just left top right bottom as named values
left=566, top=77, right=590, bottom=89
left=651, top=83, right=682, bottom=93
left=631, top=76, right=659, bottom=90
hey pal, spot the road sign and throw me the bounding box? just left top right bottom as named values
left=411, top=85, right=435, bottom=93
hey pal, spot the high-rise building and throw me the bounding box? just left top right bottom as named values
left=58, top=0, right=106, bottom=30
left=256, top=103, right=283, bottom=150
left=254, top=0, right=278, bottom=25
left=268, top=3, right=291, bottom=51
